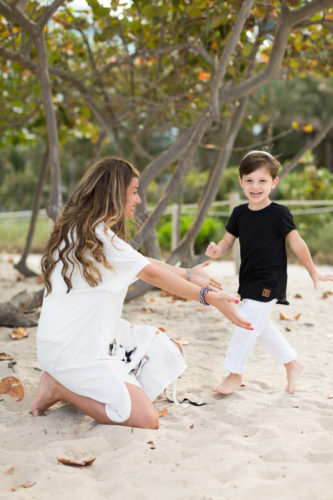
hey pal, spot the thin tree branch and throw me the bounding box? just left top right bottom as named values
left=279, top=117, right=333, bottom=181
left=209, top=0, right=255, bottom=118
left=0, top=104, right=39, bottom=132
left=0, top=0, right=35, bottom=33
left=36, top=0, right=65, bottom=32
left=221, top=0, right=333, bottom=106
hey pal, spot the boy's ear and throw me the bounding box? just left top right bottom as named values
left=238, top=176, right=242, bottom=185
left=272, top=176, right=279, bottom=188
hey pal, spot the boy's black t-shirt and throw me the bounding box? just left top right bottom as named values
left=226, top=202, right=296, bottom=304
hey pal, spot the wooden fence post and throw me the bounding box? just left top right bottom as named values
left=171, top=204, right=179, bottom=250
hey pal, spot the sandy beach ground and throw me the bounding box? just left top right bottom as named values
left=1, top=253, right=333, bottom=500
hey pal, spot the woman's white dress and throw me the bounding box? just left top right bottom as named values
left=37, top=223, right=186, bottom=422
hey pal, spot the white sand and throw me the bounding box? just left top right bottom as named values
left=1, top=254, right=333, bottom=499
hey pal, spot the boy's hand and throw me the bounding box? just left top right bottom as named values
left=205, top=242, right=221, bottom=259
left=311, top=271, right=333, bottom=289
left=191, top=261, right=223, bottom=291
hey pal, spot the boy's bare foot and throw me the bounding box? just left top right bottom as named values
left=31, top=372, right=60, bottom=416
left=285, top=360, right=303, bottom=394
left=212, top=373, right=242, bottom=395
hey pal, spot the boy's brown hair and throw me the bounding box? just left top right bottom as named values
left=239, top=151, right=281, bottom=179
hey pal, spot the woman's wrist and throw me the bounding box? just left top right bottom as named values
left=204, top=290, right=217, bottom=306
left=199, top=286, right=213, bottom=306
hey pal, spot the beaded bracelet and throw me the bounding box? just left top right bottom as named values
left=199, top=286, right=212, bottom=306
left=187, top=268, right=191, bottom=281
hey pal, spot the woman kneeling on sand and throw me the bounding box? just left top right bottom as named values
left=32, top=158, right=252, bottom=429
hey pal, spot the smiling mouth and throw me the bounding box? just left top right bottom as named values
left=250, top=192, right=262, bottom=198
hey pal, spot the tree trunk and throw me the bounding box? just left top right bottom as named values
left=34, top=32, right=62, bottom=220
left=14, top=146, right=48, bottom=277
left=168, top=97, right=248, bottom=264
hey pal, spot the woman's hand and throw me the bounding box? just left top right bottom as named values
left=208, top=291, right=253, bottom=330
left=205, top=242, right=221, bottom=259
left=191, top=261, right=222, bottom=291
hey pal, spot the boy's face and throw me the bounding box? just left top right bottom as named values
left=239, top=166, right=279, bottom=210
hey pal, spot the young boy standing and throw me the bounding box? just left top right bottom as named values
left=206, top=150, right=333, bottom=395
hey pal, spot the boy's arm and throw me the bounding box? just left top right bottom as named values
left=287, top=229, right=333, bottom=289
left=206, top=231, right=236, bottom=259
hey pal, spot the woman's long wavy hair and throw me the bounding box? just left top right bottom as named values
left=42, top=157, right=139, bottom=295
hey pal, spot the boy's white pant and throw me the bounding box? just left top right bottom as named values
left=224, top=299, right=297, bottom=375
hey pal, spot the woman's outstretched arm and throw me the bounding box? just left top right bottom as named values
left=138, top=264, right=252, bottom=330
left=147, top=257, right=222, bottom=291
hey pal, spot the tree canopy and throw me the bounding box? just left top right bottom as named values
left=1, top=0, right=333, bottom=264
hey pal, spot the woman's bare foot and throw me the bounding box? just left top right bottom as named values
left=31, top=372, right=61, bottom=416
left=171, top=339, right=185, bottom=356
left=285, top=360, right=303, bottom=394
left=212, top=373, right=242, bottom=395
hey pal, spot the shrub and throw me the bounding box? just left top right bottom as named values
left=157, top=214, right=226, bottom=253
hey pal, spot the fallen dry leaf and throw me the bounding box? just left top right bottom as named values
left=5, top=466, right=15, bottom=475
left=158, top=408, right=168, bottom=417
left=160, top=290, right=188, bottom=302
left=7, top=257, right=14, bottom=264
left=35, top=275, right=44, bottom=284
left=57, top=456, right=96, bottom=467
left=158, top=327, right=166, bottom=332
left=322, top=291, right=333, bottom=299
left=144, top=296, right=159, bottom=303
left=0, top=376, right=24, bottom=401
left=294, top=293, right=302, bottom=299
left=0, top=353, right=13, bottom=361
left=328, top=395, right=333, bottom=399
left=285, top=327, right=292, bottom=332
left=173, top=337, right=189, bottom=345
left=8, top=327, right=28, bottom=340
left=279, top=312, right=301, bottom=321
left=147, top=440, right=156, bottom=449
left=195, top=306, right=208, bottom=312
left=280, top=313, right=293, bottom=320
left=214, top=318, right=222, bottom=322
left=132, top=307, right=155, bottom=313
left=11, top=481, right=36, bottom=492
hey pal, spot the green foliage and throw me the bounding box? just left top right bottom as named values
left=278, top=165, right=333, bottom=200
left=277, top=164, right=333, bottom=262
left=157, top=214, right=225, bottom=253
left=183, top=170, right=209, bottom=204
left=0, top=146, right=49, bottom=211
left=1, top=0, right=333, bottom=263
left=216, top=166, right=240, bottom=199
left=302, top=217, right=333, bottom=263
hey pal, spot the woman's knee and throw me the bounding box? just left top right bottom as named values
left=124, top=383, right=159, bottom=429
left=146, top=407, right=159, bottom=429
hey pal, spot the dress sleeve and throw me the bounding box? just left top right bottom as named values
left=225, top=207, right=239, bottom=237
left=95, top=224, right=150, bottom=285
left=279, top=205, right=297, bottom=237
